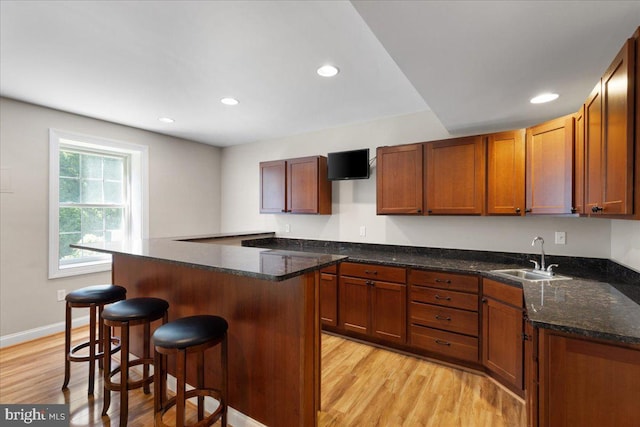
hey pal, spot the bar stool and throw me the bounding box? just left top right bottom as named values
left=62, top=284, right=127, bottom=394
left=152, top=315, right=228, bottom=427
left=101, top=297, right=169, bottom=427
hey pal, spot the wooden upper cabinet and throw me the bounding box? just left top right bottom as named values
left=486, top=130, right=526, bottom=215
left=376, top=143, right=424, bottom=215
left=425, top=136, right=485, bottom=215
left=525, top=115, right=574, bottom=215
left=260, top=160, right=287, bottom=213
left=573, top=106, right=585, bottom=215
left=259, top=156, right=331, bottom=215
left=585, top=38, right=635, bottom=217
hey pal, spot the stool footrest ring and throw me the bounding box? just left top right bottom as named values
left=104, top=358, right=154, bottom=392
left=155, top=388, right=225, bottom=427
left=68, top=337, right=121, bottom=363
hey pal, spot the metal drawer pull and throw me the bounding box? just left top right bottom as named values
left=435, top=339, right=451, bottom=346
left=365, top=270, right=378, bottom=275
left=434, top=294, right=451, bottom=301
left=435, top=279, right=452, bottom=284
left=435, top=315, right=451, bottom=321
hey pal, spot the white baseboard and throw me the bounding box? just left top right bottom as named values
left=0, top=315, right=90, bottom=348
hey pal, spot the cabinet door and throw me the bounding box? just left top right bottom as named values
left=585, top=83, right=603, bottom=213
left=425, top=136, right=485, bottom=215
left=371, top=281, right=406, bottom=344
left=539, top=331, right=640, bottom=427
left=601, top=39, right=635, bottom=215
left=376, top=143, right=424, bottom=215
left=482, top=296, right=524, bottom=392
left=526, top=115, right=574, bottom=214
left=320, top=273, right=337, bottom=327
left=573, top=107, right=585, bottom=215
left=287, top=156, right=319, bottom=214
left=486, top=130, right=526, bottom=215
left=339, top=276, right=369, bottom=335
left=260, top=160, right=286, bottom=213
left=524, top=321, right=538, bottom=427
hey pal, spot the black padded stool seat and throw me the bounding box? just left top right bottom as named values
left=153, top=315, right=228, bottom=427
left=62, top=284, right=126, bottom=395
left=101, top=297, right=169, bottom=427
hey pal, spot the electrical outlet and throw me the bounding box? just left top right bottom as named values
left=555, top=231, right=566, bottom=245
left=57, top=289, right=66, bottom=302
left=359, top=226, right=366, bottom=237
left=285, top=224, right=290, bottom=233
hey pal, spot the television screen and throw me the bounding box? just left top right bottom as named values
left=327, top=148, right=370, bottom=181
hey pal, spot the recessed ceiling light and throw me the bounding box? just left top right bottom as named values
left=158, top=117, right=174, bottom=123
left=530, top=93, right=559, bottom=104
left=317, top=65, right=339, bottom=77
left=221, top=97, right=239, bottom=106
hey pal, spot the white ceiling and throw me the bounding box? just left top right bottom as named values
left=1, top=1, right=639, bottom=147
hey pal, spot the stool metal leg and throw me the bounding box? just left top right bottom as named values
left=87, top=303, right=97, bottom=395
left=61, top=302, right=72, bottom=390
left=102, top=321, right=112, bottom=416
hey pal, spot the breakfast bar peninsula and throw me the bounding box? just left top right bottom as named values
left=74, top=233, right=345, bottom=427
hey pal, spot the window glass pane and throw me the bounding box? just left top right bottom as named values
left=59, top=207, right=81, bottom=233
left=59, top=178, right=80, bottom=203
left=104, top=157, right=123, bottom=181
left=81, top=179, right=103, bottom=203
left=81, top=231, right=104, bottom=244
left=104, top=181, right=123, bottom=204
left=59, top=233, right=81, bottom=259
left=81, top=154, right=103, bottom=179
left=82, top=207, right=104, bottom=232
left=105, top=208, right=123, bottom=230
left=60, top=151, right=79, bottom=177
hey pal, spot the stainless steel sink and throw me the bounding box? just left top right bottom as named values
left=490, top=269, right=571, bottom=282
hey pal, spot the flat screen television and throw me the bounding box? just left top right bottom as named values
left=327, top=148, right=370, bottom=181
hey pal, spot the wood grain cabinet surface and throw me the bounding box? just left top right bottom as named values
left=482, top=279, right=525, bottom=397
left=584, top=38, right=635, bottom=217
left=486, top=129, right=526, bottom=215
left=338, top=262, right=407, bottom=344
left=534, top=330, right=640, bottom=427
left=525, top=115, right=574, bottom=215
left=259, top=156, right=331, bottom=215
left=425, top=136, right=485, bottom=215
left=320, top=268, right=338, bottom=327
left=376, top=143, right=424, bottom=215
left=408, top=269, right=480, bottom=365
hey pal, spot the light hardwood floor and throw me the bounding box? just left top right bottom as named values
left=0, top=327, right=525, bottom=426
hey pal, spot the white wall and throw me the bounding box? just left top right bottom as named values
left=611, top=220, right=640, bottom=272
left=0, top=98, right=222, bottom=337
left=221, top=110, right=614, bottom=259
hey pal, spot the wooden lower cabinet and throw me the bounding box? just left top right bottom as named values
left=530, top=328, right=640, bottom=427
left=482, top=279, right=525, bottom=396
left=338, top=262, right=407, bottom=344
left=320, top=266, right=338, bottom=327
left=409, top=269, right=480, bottom=365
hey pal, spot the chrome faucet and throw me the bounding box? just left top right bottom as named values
left=531, top=236, right=545, bottom=271
left=530, top=236, right=558, bottom=276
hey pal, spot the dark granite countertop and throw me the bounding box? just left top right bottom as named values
left=72, top=233, right=346, bottom=282
left=243, top=237, right=640, bottom=344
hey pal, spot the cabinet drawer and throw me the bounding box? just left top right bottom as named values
left=483, top=279, right=523, bottom=307
left=409, top=269, right=478, bottom=293
left=410, top=324, right=479, bottom=363
left=410, top=302, right=479, bottom=336
left=341, top=262, right=406, bottom=283
left=321, top=264, right=338, bottom=274
left=410, top=285, right=478, bottom=311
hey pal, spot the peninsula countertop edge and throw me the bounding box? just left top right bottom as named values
left=72, top=232, right=347, bottom=282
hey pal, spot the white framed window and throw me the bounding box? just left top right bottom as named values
left=49, top=129, right=148, bottom=278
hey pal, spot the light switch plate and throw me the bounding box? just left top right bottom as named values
left=555, top=231, right=566, bottom=245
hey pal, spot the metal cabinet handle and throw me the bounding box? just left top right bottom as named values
left=434, top=294, right=451, bottom=301
left=515, top=207, right=521, bottom=213
left=592, top=206, right=604, bottom=213
left=435, top=279, right=451, bottom=284
left=435, top=315, right=451, bottom=321
left=364, top=270, right=378, bottom=275
left=435, top=339, right=451, bottom=346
